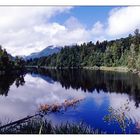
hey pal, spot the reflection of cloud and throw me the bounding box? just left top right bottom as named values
left=108, top=93, right=140, bottom=124
left=0, top=74, right=87, bottom=121
left=89, top=90, right=107, bottom=107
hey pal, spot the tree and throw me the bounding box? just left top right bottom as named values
left=127, top=44, right=136, bottom=69
left=133, top=29, right=140, bottom=52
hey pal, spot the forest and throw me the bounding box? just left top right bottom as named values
left=26, top=29, right=140, bottom=71
left=0, top=46, right=25, bottom=74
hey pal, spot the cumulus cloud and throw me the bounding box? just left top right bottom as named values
left=0, top=7, right=73, bottom=56
left=91, top=21, right=104, bottom=35
left=0, top=7, right=91, bottom=56
left=64, top=16, right=84, bottom=29
left=90, top=6, right=140, bottom=42
left=106, top=6, right=140, bottom=36
left=33, top=22, right=90, bottom=47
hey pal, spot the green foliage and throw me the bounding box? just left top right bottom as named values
left=26, top=29, right=140, bottom=70
left=0, top=46, right=25, bottom=73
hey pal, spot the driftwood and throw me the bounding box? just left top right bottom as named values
left=39, top=98, right=84, bottom=112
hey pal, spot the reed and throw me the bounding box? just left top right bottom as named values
left=0, top=118, right=104, bottom=134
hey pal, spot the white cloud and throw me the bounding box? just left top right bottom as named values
left=91, top=21, right=104, bottom=35
left=90, top=6, right=140, bottom=41
left=0, top=7, right=72, bottom=56
left=0, top=7, right=93, bottom=56
left=32, top=22, right=90, bottom=51
left=64, top=16, right=84, bottom=29
left=0, top=7, right=72, bottom=30
left=106, top=6, right=140, bottom=36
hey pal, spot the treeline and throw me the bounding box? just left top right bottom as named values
left=0, top=46, right=25, bottom=73
left=26, top=29, right=140, bottom=70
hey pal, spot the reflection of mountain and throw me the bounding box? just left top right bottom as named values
left=0, top=74, right=25, bottom=96
left=30, top=73, right=54, bottom=84
left=28, top=68, right=140, bottom=107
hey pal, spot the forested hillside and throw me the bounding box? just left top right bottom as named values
left=26, top=29, right=140, bottom=71
left=0, top=46, right=25, bottom=73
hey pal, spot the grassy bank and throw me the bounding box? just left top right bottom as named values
left=27, top=65, right=129, bottom=72
left=0, top=118, right=104, bottom=134
left=82, top=66, right=129, bottom=73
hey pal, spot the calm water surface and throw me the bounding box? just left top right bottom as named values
left=0, top=69, right=140, bottom=134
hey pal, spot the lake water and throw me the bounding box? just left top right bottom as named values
left=0, top=68, right=140, bottom=134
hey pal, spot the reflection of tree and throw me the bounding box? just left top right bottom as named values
left=103, top=100, right=132, bottom=134
left=28, top=68, right=140, bottom=107
left=0, top=74, right=25, bottom=96
left=15, top=75, right=25, bottom=87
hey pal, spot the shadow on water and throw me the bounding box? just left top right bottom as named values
left=27, top=68, right=140, bottom=108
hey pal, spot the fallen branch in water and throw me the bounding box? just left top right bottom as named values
left=39, top=98, right=84, bottom=113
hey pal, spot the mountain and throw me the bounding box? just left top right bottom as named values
left=25, top=45, right=62, bottom=60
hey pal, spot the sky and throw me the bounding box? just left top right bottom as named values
left=0, top=6, right=140, bottom=56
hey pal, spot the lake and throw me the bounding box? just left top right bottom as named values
left=0, top=68, right=140, bottom=134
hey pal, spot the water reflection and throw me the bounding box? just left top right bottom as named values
left=0, top=74, right=25, bottom=96
left=0, top=69, right=140, bottom=133
left=104, top=100, right=131, bottom=134
left=15, top=75, right=25, bottom=88
left=28, top=68, right=140, bottom=108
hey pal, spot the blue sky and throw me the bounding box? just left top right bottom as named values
left=51, top=6, right=115, bottom=28
left=0, top=6, right=139, bottom=56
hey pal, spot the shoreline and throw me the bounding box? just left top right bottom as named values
left=26, top=65, right=140, bottom=76
left=26, top=65, right=130, bottom=72
left=83, top=66, right=130, bottom=73
left=0, top=69, right=25, bottom=76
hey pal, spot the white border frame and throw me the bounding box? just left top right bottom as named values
left=0, top=0, right=139, bottom=140
left=0, top=0, right=139, bottom=6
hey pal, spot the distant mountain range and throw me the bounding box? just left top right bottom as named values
left=25, top=45, right=62, bottom=60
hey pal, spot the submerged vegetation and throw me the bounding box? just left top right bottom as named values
left=104, top=100, right=131, bottom=134
left=26, top=29, right=140, bottom=73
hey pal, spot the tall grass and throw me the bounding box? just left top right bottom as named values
left=0, top=118, right=105, bottom=134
